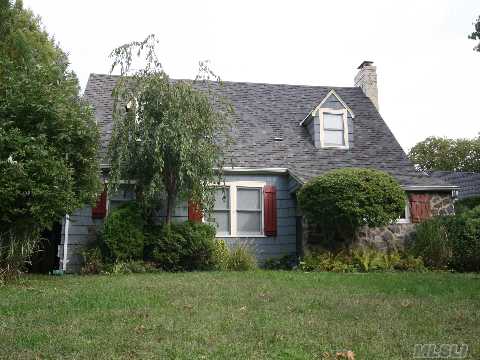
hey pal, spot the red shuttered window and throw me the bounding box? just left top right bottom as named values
left=264, top=185, right=277, bottom=236
left=409, top=194, right=431, bottom=223
left=92, top=188, right=107, bottom=219
left=188, top=201, right=203, bottom=223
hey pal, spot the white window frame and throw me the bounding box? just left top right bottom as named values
left=206, top=181, right=266, bottom=237
left=319, top=108, right=349, bottom=149
left=396, top=201, right=411, bottom=224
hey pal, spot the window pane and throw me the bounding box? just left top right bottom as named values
left=237, top=211, right=262, bottom=235
left=237, top=188, right=261, bottom=210
left=323, top=113, right=343, bottom=130
left=324, top=130, right=345, bottom=146
left=209, top=211, right=230, bottom=235
left=214, top=188, right=229, bottom=210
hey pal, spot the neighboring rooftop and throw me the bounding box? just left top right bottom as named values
left=430, top=171, right=480, bottom=199
left=84, top=73, right=453, bottom=189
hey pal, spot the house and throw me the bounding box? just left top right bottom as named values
left=429, top=171, right=480, bottom=200
left=58, top=61, right=457, bottom=272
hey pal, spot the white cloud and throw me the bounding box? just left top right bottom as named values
left=23, top=0, right=480, bottom=151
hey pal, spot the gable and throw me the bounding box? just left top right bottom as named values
left=301, top=91, right=354, bottom=149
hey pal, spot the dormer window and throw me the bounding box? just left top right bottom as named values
left=299, top=89, right=354, bottom=150
left=319, top=108, right=348, bottom=149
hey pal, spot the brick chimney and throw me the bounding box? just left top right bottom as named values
left=354, top=61, right=379, bottom=110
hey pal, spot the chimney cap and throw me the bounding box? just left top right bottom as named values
left=357, top=61, right=374, bottom=69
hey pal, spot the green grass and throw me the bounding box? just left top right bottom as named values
left=1, top=272, right=479, bottom=359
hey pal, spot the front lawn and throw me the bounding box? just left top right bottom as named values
left=1, top=272, right=479, bottom=359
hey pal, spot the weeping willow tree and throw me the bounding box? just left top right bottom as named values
left=108, top=35, right=233, bottom=223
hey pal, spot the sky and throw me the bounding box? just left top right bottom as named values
left=23, top=0, right=480, bottom=152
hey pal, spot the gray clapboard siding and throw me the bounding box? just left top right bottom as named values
left=217, top=173, right=297, bottom=262
left=59, top=173, right=299, bottom=272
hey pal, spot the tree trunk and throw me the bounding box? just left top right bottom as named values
left=164, top=170, right=177, bottom=225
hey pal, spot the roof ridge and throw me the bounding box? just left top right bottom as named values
left=86, top=73, right=360, bottom=90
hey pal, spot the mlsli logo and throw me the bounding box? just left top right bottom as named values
left=413, top=344, right=468, bottom=359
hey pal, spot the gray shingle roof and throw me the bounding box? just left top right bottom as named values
left=84, top=73, right=453, bottom=189
left=429, top=171, right=480, bottom=199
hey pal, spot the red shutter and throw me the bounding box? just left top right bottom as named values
left=264, top=185, right=277, bottom=236
left=409, top=194, right=431, bottom=223
left=188, top=201, right=203, bottom=223
left=92, top=187, right=107, bottom=219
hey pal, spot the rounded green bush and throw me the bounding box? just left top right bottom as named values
left=444, top=206, right=480, bottom=272
left=101, top=202, right=144, bottom=261
left=297, top=168, right=406, bottom=243
left=151, top=221, right=217, bottom=271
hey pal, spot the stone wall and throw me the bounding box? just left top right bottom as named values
left=430, top=192, right=455, bottom=216
left=303, top=191, right=455, bottom=253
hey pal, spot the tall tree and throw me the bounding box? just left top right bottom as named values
left=469, top=15, right=480, bottom=52
left=408, top=136, right=480, bottom=173
left=0, top=0, right=100, bottom=279
left=108, top=35, right=232, bottom=223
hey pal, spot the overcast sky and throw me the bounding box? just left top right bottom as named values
left=23, top=0, right=480, bottom=151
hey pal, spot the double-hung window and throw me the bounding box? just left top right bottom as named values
left=237, top=187, right=262, bottom=235
left=320, top=109, right=348, bottom=148
left=207, top=182, right=265, bottom=237
left=211, top=187, right=230, bottom=236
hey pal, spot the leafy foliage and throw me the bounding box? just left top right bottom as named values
left=151, top=221, right=217, bottom=271
left=299, top=249, right=425, bottom=273
left=408, top=136, right=480, bottom=172
left=225, top=245, right=257, bottom=271
left=263, top=254, right=298, bottom=270
left=0, top=1, right=100, bottom=279
left=443, top=207, right=480, bottom=272
left=410, top=217, right=451, bottom=269
left=108, top=35, right=233, bottom=222
left=411, top=208, right=480, bottom=272
left=81, top=247, right=104, bottom=275
left=101, top=203, right=144, bottom=261
left=469, top=15, right=480, bottom=52
left=212, top=239, right=230, bottom=271
left=297, top=168, right=405, bottom=244
left=455, top=196, right=480, bottom=214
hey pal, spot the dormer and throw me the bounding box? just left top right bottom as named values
left=299, top=89, right=354, bottom=149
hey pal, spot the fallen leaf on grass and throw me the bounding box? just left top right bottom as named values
left=134, top=325, right=145, bottom=334
left=336, top=350, right=355, bottom=359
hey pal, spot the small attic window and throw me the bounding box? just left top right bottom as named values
left=319, top=108, right=348, bottom=149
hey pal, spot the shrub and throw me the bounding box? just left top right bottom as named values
left=352, top=247, right=383, bottom=272
left=151, top=221, right=217, bottom=271
left=445, top=206, right=480, bottom=272
left=0, top=230, right=40, bottom=284
left=410, top=218, right=452, bottom=269
left=300, top=251, right=356, bottom=273
left=298, top=168, right=405, bottom=245
left=81, top=247, right=104, bottom=275
left=409, top=206, right=480, bottom=272
left=108, top=260, right=158, bottom=275
left=264, top=254, right=298, bottom=270
left=393, top=254, right=426, bottom=272
left=455, top=196, right=480, bottom=214
left=213, top=239, right=230, bottom=271
left=299, top=248, right=424, bottom=273
left=226, top=245, right=257, bottom=271
left=101, top=202, right=144, bottom=261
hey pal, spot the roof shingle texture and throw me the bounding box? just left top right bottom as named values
left=84, top=73, right=450, bottom=188
left=430, top=171, right=480, bottom=199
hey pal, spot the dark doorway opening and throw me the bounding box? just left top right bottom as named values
left=28, top=221, right=61, bottom=273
